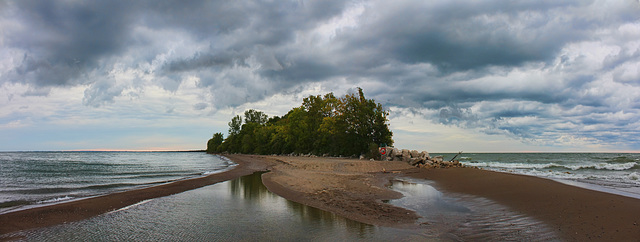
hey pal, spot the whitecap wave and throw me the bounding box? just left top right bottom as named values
left=629, top=172, right=640, bottom=181
left=463, top=161, right=637, bottom=171
left=37, top=195, right=74, bottom=204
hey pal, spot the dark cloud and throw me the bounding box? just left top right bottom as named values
left=2, top=0, right=640, bottom=150
left=163, top=50, right=250, bottom=73
left=6, top=0, right=135, bottom=86
left=337, top=1, right=586, bottom=71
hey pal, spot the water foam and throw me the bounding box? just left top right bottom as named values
left=37, top=196, right=75, bottom=204
left=464, top=161, right=637, bottom=171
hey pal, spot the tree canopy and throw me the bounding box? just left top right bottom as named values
left=207, top=88, right=393, bottom=157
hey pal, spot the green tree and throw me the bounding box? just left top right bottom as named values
left=213, top=88, right=393, bottom=157
left=244, top=109, right=268, bottom=125
left=336, top=87, right=393, bottom=156
left=228, top=115, right=242, bottom=136
left=206, top=133, right=224, bottom=153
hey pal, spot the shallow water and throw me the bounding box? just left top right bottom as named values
left=5, top=173, right=429, bottom=241
left=389, top=178, right=562, bottom=241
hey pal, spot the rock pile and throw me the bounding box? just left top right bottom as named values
left=379, top=147, right=463, bottom=168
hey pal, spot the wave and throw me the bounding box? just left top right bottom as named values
left=598, top=156, right=638, bottom=163
left=36, top=195, right=75, bottom=204
left=0, top=200, right=31, bottom=209
left=480, top=167, right=640, bottom=186
left=464, top=161, right=638, bottom=171
left=629, top=172, right=640, bottom=181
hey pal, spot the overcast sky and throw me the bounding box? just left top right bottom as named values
left=1, top=0, right=639, bottom=152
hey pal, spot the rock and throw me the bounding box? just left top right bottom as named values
left=409, top=158, right=421, bottom=166
left=433, top=156, right=444, bottom=163
left=394, top=148, right=402, bottom=157
left=420, top=151, right=429, bottom=159
left=410, top=150, right=420, bottom=158
left=359, top=155, right=365, bottom=160
left=402, top=149, right=411, bottom=162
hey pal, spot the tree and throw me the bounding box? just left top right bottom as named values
left=244, top=109, right=268, bottom=125
left=229, top=115, right=242, bottom=136
left=212, top=88, right=393, bottom=157
left=206, top=133, right=224, bottom=153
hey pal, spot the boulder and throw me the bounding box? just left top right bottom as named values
left=394, top=148, right=402, bottom=157
left=420, top=151, right=429, bottom=159
left=401, top=149, right=410, bottom=162
left=410, top=150, right=420, bottom=158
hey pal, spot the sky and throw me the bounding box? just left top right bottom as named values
left=1, top=0, right=640, bottom=152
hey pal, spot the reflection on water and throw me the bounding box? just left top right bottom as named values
left=228, top=172, right=380, bottom=238
left=390, top=178, right=561, bottom=241
left=4, top=173, right=561, bottom=241
left=7, top=172, right=420, bottom=241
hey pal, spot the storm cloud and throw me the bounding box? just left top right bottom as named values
left=2, top=0, right=640, bottom=151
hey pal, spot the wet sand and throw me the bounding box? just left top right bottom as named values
left=249, top=155, right=640, bottom=240
left=2, top=154, right=640, bottom=241
left=405, top=167, right=640, bottom=241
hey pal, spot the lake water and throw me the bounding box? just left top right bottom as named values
left=3, top=151, right=634, bottom=240
left=433, top=153, right=640, bottom=199
left=0, top=151, right=235, bottom=214
left=5, top=172, right=425, bottom=241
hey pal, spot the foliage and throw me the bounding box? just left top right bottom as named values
left=206, top=132, right=224, bottom=153
left=210, top=88, right=393, bottom=157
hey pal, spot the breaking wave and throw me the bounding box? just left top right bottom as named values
left=465, top=161, right=638, bottom=171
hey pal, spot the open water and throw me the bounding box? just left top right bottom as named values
left=433, top=153, right=640, bottom=198
left=0, top=151, right=235, bottom=214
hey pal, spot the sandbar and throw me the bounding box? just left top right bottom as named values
left=2, top=154, right=639, bottom=241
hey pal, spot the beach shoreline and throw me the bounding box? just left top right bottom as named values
left=0, top=154, right=269, bottom=235
left=2, top=154, right=639, bottom=241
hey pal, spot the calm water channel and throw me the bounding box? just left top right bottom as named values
left=8, top=172, right=425, bottom=241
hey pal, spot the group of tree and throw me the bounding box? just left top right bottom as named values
left=206, top=88, right=393, bottom=158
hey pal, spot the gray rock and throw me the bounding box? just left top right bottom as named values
left=410, top=150, right=420, bottom=158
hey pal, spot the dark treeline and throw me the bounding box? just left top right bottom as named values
left=206, top=88, right=393, bottom=158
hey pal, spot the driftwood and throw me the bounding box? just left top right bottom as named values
left=449, top=151, right=463, bottom=162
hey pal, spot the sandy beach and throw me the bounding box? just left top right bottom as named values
left=2, top=154, right=640, bottom=241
